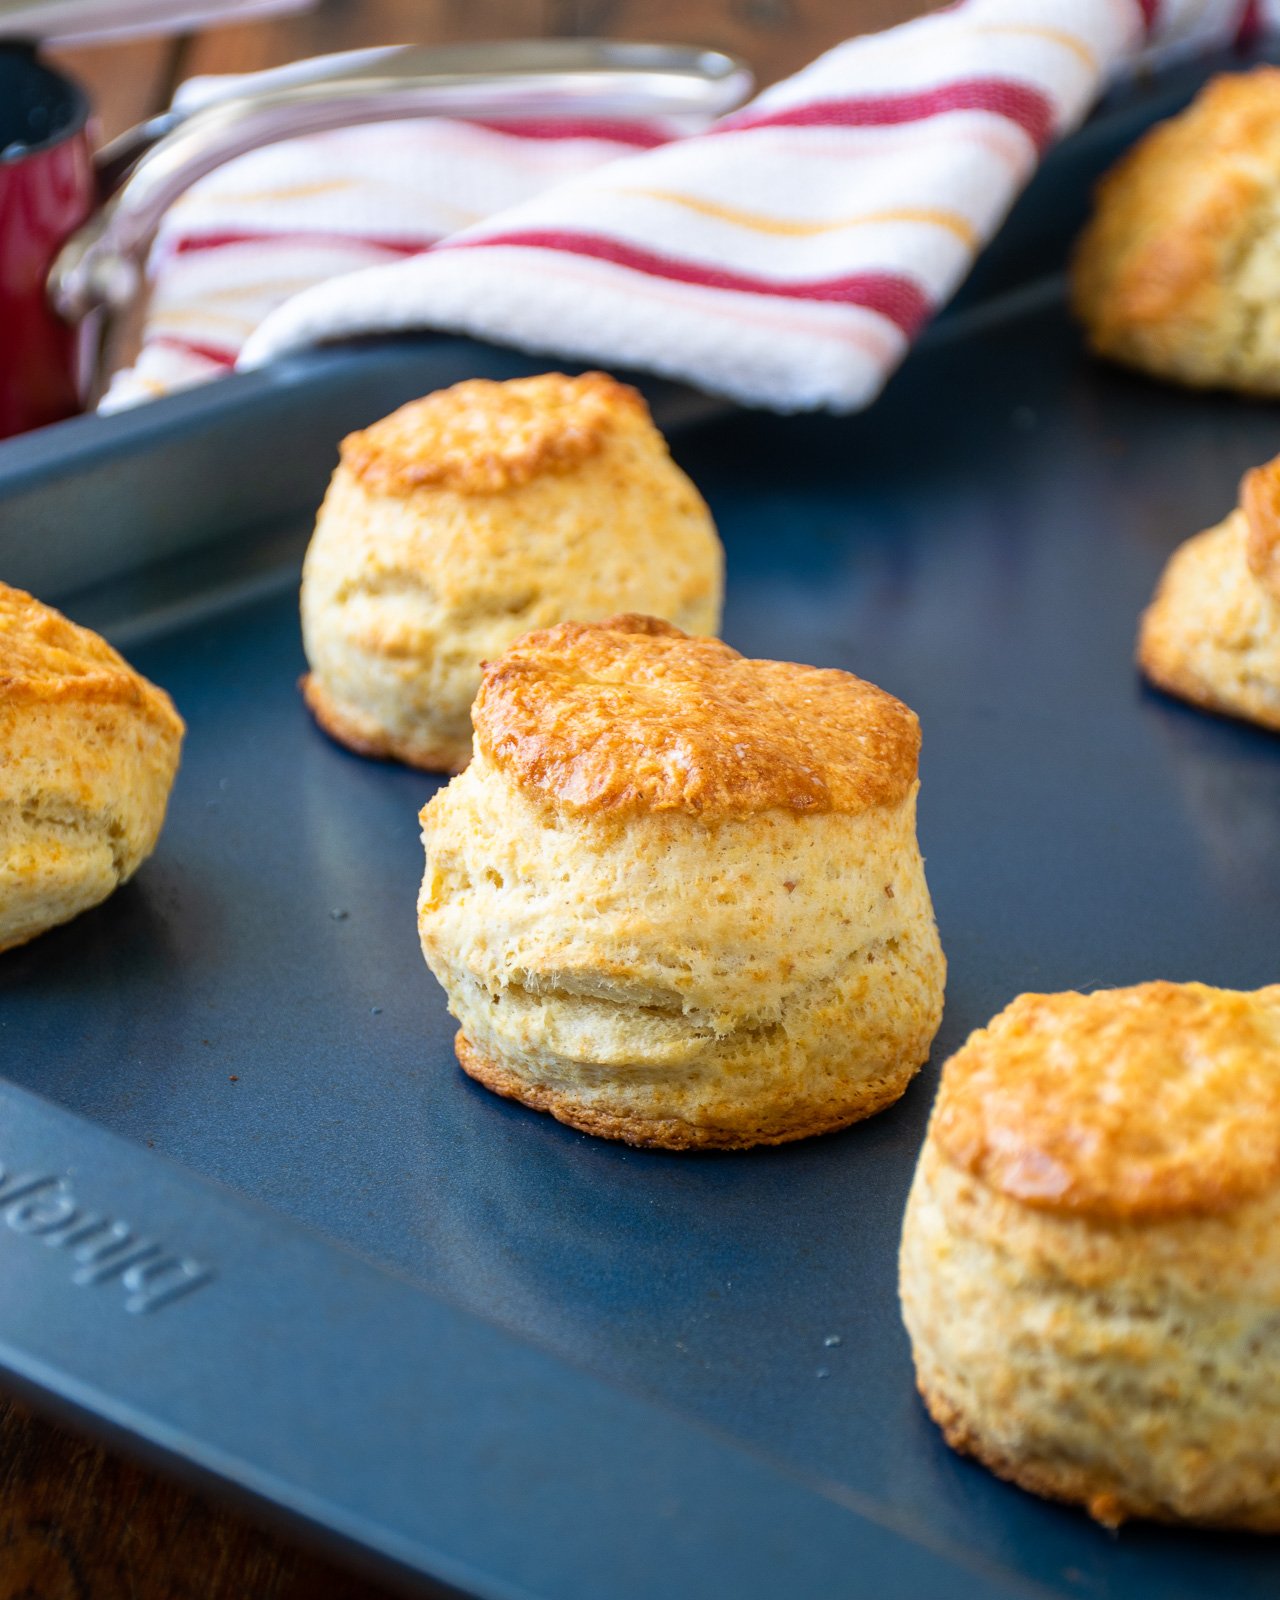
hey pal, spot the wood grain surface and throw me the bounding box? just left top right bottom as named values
left=11, top=4, right=927, bottom=1597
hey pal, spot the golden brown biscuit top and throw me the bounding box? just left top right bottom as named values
left=340, top=371, right=649, bottom=497
left=1071, top=67, right=1280, bottom=331
left=1173, top=65, right=1280, bottom=157
left=0, top=582, right=183, bottom=731
left=1146, top=65, right=1280, bottom=163
left=472, top=615, right=920, bottom=817
left=1242, top=456, right=1280, bottom=602
left=933, top=982, right=1280, bottom=1220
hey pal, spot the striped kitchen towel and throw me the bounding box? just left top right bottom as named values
left=100, top=102, right=692, bottom=408
left=106, top=0, right=1278, bottom=416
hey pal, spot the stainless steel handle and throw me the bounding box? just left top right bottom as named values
left=0, top=0, right=311, bottom=45
left=50, top=40, right=753, bottom=325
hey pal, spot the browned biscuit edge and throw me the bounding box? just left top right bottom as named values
left=454, top=1032, right=918, bottom=1150
left=915, top=1374, right=1280, bottom=1532
left=1136, top=607, right=1280, bottom=733
left=300, top=673, right=472, bottom=773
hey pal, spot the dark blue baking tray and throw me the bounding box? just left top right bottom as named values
left=3, top=53, right=1280, bottom=1600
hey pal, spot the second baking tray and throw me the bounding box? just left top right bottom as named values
left=2, top=51, right=1280, bottom=1600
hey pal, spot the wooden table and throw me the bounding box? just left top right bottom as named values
left=7, top=5, right=924, bottom=1596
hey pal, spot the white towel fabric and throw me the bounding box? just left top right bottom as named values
left=104, top=0, right=1278, bottom=416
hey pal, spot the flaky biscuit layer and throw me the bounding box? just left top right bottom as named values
left=419, top=744, right=945, bottom=1148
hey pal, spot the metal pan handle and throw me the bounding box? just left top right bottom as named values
left=49, top=40, right=753, bottom=328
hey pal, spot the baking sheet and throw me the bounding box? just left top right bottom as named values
left=2, top=55, right=1280, bottom=1600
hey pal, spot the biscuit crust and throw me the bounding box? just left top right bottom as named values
left=1, top=583, right=182, bottom=726
left=474, top=615, right=920, bottom=818
left=342, top=371, right=642, bottom=496
left=932, top=982, right=1280, bottom=1219
left=1, top=583, right=184, bottom=952
left=901, top=982, right=1280, bottom=1530
left=1072, top=68, right=1280, bottom=392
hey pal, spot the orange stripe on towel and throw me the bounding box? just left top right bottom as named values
left=614, top=190, right=978, bottom=246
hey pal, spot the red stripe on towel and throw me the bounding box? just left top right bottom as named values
left=173, top=229, right=437, bottom=257
left=716, top=79, right=1057, bottom=152
left=443, top=228, right=932, bottom=334
left=149, top=335, right=237, bottom=368
left=465, top=117, right=671, bottom=148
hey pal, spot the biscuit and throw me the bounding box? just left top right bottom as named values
left=900, top=981, right=1280, bottom=1530
left=418, top=615, right=946, bottom=1149
left=1072, top=68, right=1280, bottom=392
left=1, top=583, right=184, bottom=953
left=1139, top=455, right=1280, bottom=730
left=300, top=372, right=724, bottom=772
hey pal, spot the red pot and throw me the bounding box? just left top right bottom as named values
left=0, top=43, right=94, bottom=438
